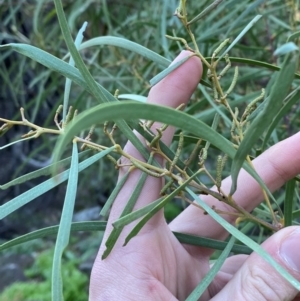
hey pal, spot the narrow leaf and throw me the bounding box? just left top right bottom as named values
left=124, top=170, right=202, bottom=246
left=0, top=136, right=32, bottom=150
left=53, top=101, right=275, bottom=201
left=204, top=113, right=220, bottom=151
left=54, top=0, right=152, bottom=168
left=78, top=36, right=170, bottom=68
left=2, top=44, right=300, bottom=91
left=230, top=51, right=298, bottom=194
left=0, top=221, right=251, bottom=255
left=0, top=150, right=90, bottom=190
left=0, top=221, right=107, bottom=252
left=63, top=21, right=87, bottom=121
left=218, top=15, right=262, bottom=62
left=100, top=171, right=130, bottom=218
left=102, top=155, right=154, bottom=259
left=52, top=142, right=79, bottom=301
left=288, top=31, right=300, bottom=42
left=0, top=43, right=197, bottom=170
left=212, top=56, right=300, bottom=79
left=284, top=179, right=296, bottom=227
left=225, top=0, right=265, bottom=37
left=0, top=146, right=115, bottom=220
left=188, top=0, right=225, bottom=25
left=173, top=232, right=251, bottom=255
left=113, top=197, right=164, bottom=229
left=262, top=88, right=300, bottom=149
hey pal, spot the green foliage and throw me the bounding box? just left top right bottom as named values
left=1, top=0, right=300, bottom=300
left=0, top=249, right=88, bottom=301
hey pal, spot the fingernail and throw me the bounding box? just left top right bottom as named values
left=280, top=230, right=300, bottom=273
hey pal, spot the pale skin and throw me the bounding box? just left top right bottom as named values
left=89, top=51, right=300, bottom=301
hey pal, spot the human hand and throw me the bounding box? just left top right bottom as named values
left=89, top=51, right=300, bottom=301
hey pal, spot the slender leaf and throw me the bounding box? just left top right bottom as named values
left=230, top=51, right=298, bottom=194
left=262, top=88, right=300, bottom=149
left=113, top=197, right=164, bottom=229
left=53, top=0, right=110, bottom=105
left=0, top=221, right=107, bottom=252
left=0, top=146, right=115, bottom=220
left=53, top=102, right=234, bottom=166
left=53, top=101, right=275, bottom=201
left=0, top=43, right=91, bottom=92
left=268, top=14, right=291, bottom=30
left=0, top=221, right=251, bottom=254
left=284, top=179, right=296, bottom=227
left=102, top=155, right=154, bottom=259
left=0, top=136, right=32, bottom=150
left=0, top=150, right=90, bottom=190
left=52, top=142, right=79, bottom=301
left=100, top=171, right=130, bottom=218
left=186, top=188, right=300, bottom=291
left=53, top=0, right=151, bottom=168
left=199, top=85, right=231, bottom=126
left=124, top=170, right=202, bottom=246
left=2, top=45, right=300, bottom=92
left=288, top=31, right=300, bottom=42
left=213, top=56, right=300, bottom=79
left=63, top=21, right=87, bottom=121
left=218, top=15, right=262, bottom=62
left=225, top=0, right=265, bottom=37
left=77, top=36, right=170, bottom=67
left=173, top=232, right=251, bottom=254
left=188, top=0, right=225, bottom=25
left=204, top=113, right=220, bottom=151
left=0, top=43, right=203, bottom=173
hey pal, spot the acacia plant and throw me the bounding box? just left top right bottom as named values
left=0, top=0, right=300, bottom=300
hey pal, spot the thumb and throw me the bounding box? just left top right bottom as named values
left=212, top=226, right=300, bottom=301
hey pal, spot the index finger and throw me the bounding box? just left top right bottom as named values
left=105, top=51, right=203, bottom=228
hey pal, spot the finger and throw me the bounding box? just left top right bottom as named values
left=106, top=51, right=202, bottom=225
left=145, top=50, right=203, bottom=147
left=209, top=254, right=248, bottom=295
left=170, top=131, right=300, bottom=251
left=121, top=50, right=203, bottom=164
left=210, top=226, right=300, bottom=301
